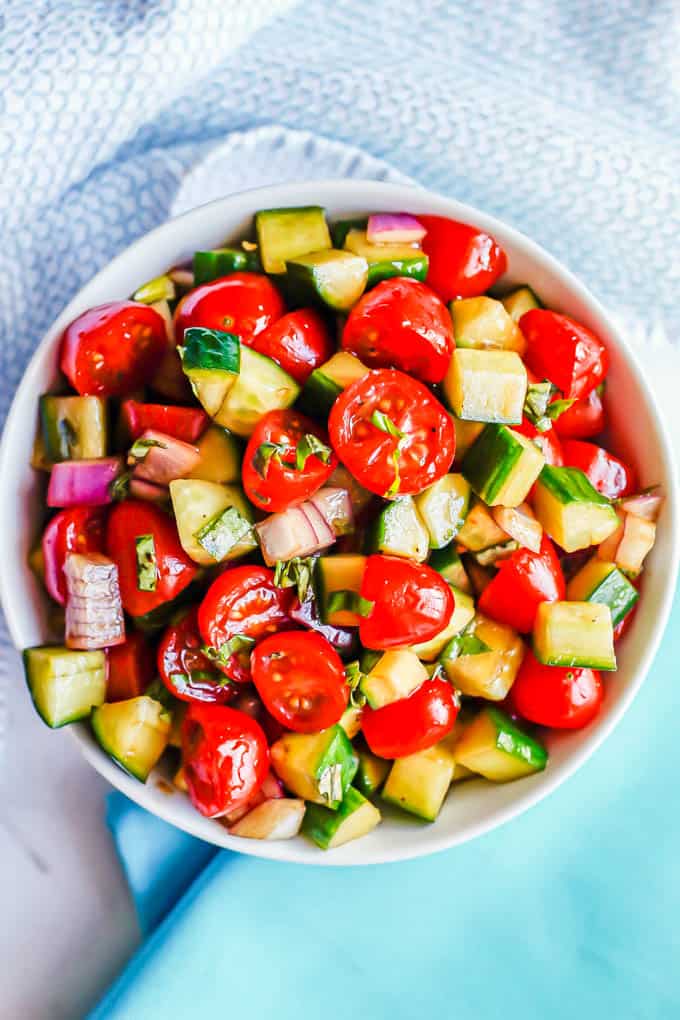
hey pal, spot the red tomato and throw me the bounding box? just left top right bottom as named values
left=329, top=369, right=455, bottom=498
left=42, top=507, right=107, bottom=605
left=417, top=215, right=507, bottom=301
left=362, top=678, right=458, bottom=758
left=250, top=309, right=334, bottom=384
left=251, top=631, right=348, bottom=733
left=198, top=566, right=294, bottom=657
left=520, top=310, right=608, bottom=400
left=515, top=417, right=563, bottom=466
left=60, top=301, right=167, bottom=396
left=341, top=278, right=454, bottom=384
left=554, top=388, right=605, bottom=439
left=242, top=409, right=337, bottom=512
left=174, top=272, right=285, bottom=345
left=182, top=703, right=269, bottom=817
left=158, top=608, right=236, bottom=703
left=359, top=554, right=455, bottom=650
left=478, top=535, right=565, bottom=633
left=106, top=631, right=154, bottom=701
left=508, top=649, right=603, bottom=729
left=613, top=602, right=637, bottom=641
left=106, top=501, right=198, bottom=617
left=561, top=439, right=637, bottom=499
left=121, top=400, right=208, bottom=443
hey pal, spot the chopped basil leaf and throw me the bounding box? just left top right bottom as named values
left=442, top=628, right=492, bottom=662
left=194, top=505, right=252, bottom=561
left=253, top=441, right=286, bottom=478
left=201, top=635, right=256, bottom=667
left=144, top=677, right=174, bottom=710
left=544, top=397, right=575, bottom=421
left=344, top=660, right=367, bottom=708
left=295, top=433, right=332, bottom=470
left=273, top=557, right=315, bottom=602
left=128, top=437, right=167, bottom=465
left=371, top=409, right=404, bottom=439
left=326, top=590, right=374, bottom=618
left=109, top=469, right=132, bottom=502
left=523, top=380, right=574, bottom=432
left=135, top=534, right=157, bottom=592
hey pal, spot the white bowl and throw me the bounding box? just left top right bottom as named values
left=2, top=180, right=677, bottom=865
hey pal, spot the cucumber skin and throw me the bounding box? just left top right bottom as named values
left=302, top=787, right=369, bottom=849
left=296, top=369, right=342, bottom=418
left=23, top=647, right=106, bottom=729
left=484, top=706, right=548, bottom=770
left=537, top=464, right=611, bottom=507
left=366, top=256, right=428, bottom=288
left=582, top=568, right=639, bottom=626
left=461, top=424, right=521, bottom=503
left=193, top=248, right=260, bottom=286
left=180, top=328, right=241, bottom=376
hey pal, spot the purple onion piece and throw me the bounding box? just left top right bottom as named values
left=47, top=457, right=123, bottom=508
left=366, top=213, right=426, bottom=244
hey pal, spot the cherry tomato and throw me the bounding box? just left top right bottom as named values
left=417, top=215, right=507, bottom=302
left=514, top=417, right=563, bottom=467
left=198, top=566, right=294, bottom=658
left=341, top=278, right=454, bottom=384
left=242, top=409, right=337, bottom=512
left=561, top=439, right=637, bottom=499
left=251, top=631, right=348, bottom=733
left=106, top=631, right=154, bottom=701
left=478, top=535, right=565, bottom=633
left=554, top=387, right=605, bottom=440
left=42, top=507, right=106, bottom=605
left=106, top=501, right=198, bottom=617
left=362, top=678, right=458, bottom=758
left=508, top=649, right=603, bottom=729
left=329, top=369, right=455, bottom=498
left=121, top=400, right=208, bottom=444
left=182, top=703, right=269, bottom=817
left=359, top=554, right=455, bottom=650
left=250, top=308, right=334, bottom=384
left=613, top=601, right=638, bottom=641
left=158, top=607, right=236, bottom=703
left=174, top=272, right=285, bottom=345
left=60, top=301, right=167, bottom=397
left=520, top=310, right=608, bottom=400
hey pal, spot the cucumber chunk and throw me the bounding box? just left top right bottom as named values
left=40, top=395, right=108, bottom=463
left=440, top=614, right=525, bottom=700
left=501, top=285, right=542, bottom=322
left=297, top=351, right=370, bottom=416
left=169, top=479, right=256, bottom=565
left=214, top=346, right=300, bottom=436
left=179, top=328, right=241, bottom=416
left=316, top=554, right=367, bottom=627
left=271, top=725, right=359, bottom=809
left=534, top=600, right=616, bottom=670
left=23, top=646, right=106, bottom=728
left=451, top=296, right=526, bottom=355
left=355, top=749, right=390, bottom=797
left=286, top=249, right=368, bottom=311
left=443, top=349, right=527, bottom=424
left=343, top=228, right=428, bottom=287
left=566, top=557, right=639, bottom=626
left=452, top=416, right=485, bottom=462
left=415, top=473, right=471, bottom=548
left=462, top=423, right=545, bottom=508
left=366, top=496, right=429, bottom=561
left=256, top=206, right=332, bottom=274
left=409, top=586, right=475, bottom=661
left=302, top=787, right=381, bottom=849
left=91, top=696, right=171, bottom=782
left=455, top=706, right=547, bottom=782
left=338, top=705, right=363, bottom=740
left=186, top=426, right=242, bottom=484
left=428, top=545, right=471, bottom=592
left=193, top=247, right=259, bottom=286
left=360, top=649, right=428, bottom=709
left=533, top=465, right=620, bottom=552
left=331, top=218, right=368, bottom=248
left=382, top=742, right=455, bottom=821
left=456, top=499, right=509, bottom=551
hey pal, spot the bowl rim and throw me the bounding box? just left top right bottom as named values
left=2, top=178, right=678, bottom=865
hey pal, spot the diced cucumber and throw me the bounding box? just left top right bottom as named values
left=270, top=725, right=359, bottom=809
left=566, top=557, right=639, bottom=626
left=169, top=479, right=256, bottom=566
left=451, top=296, right=526, bottom=355
left=360, top=649, right=428, bottom=709
left=91, top=696, right=171, bottom=782
left=455, top=706, right=547, bottom=782
left=213, top=346, right=300, bottom=436
left=443, top=349, right=527, bottom=424
left=414, top=474, right=471, bottom=549
left=366, top=496, right=429, bottom=561
left=462, top=423, right=545, bottom=508
left=40, top=395, right=107, bottom=463
left=501, top=285, right=542, bottom=322
left=331, top=218, right=367, bottom=248
left=456, top=500, right=509, bottom=552
left=428, top=545, right=471, bottom=592
left=193, top=247, right=259, bottom=286
left=297, top=351, right=370, bottom=417
left=133, top=274, right=176, bottom=304
left=533, top=600, right=616, bottom=670
left=409, top=586, right=475, bottom=662
left=316, top=554, right=367, bottom=627
left=179, top=328, right=241, bottom=416
left=338, top=705, right=363, bottom=740
left=286, top=250, right=368, bottom=311
left=343, top=228, right=428, bottom=287
left=186, top=426, right=242, bottom=484
left=302, top=787, right=381, bottom=849
left=382, top=743, right=455, bottom=821
left=452, top=417, right=485, bottom=462
left=440, top=615, right=525, bottom=700
left=135, top=534, right=157, bottom=592
left=533, top=465, right=620, bottom=552
left=355, top=749, right=390, bottom=797
left=23, top=646, right=106, bottom=728
left=255, top=206, right=332, bottom=274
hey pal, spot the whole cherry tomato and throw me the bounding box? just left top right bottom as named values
left=250, top=308, right=334, bottom=384
left=359, top=554, right=455, bottom=650
left=508, top=649, right=603, bottom=729
left=478, top=535, right=565, bottom=633
left=242, top=409, right=337, bottom=512
left=251, top=631, right=348, bottom=733
left=341, top=278, right=454, bottom=384
left=121, top=400, right=208, bottom=444
left=329, top=369, right=455, bottom=498
left=554, top=387, right=605, bottom=440
left=158, top=607, right=235, bottom=703
left=198, top=566, right=294, bottom=657
left=174, top=272, right=285, bottom=345
left=362, top=678, right=459, bottom=758
left=106, top=501, right=198, bottom=617
left=182, top=703, right=269, bottom=817
left=106, top=631, right=154, bottom=701
left=561, top=439, right=637, bottom=499
left=520, top=310, right=608, bottom=400
left=42, top=506, right=107, bottom=605
left=60, top=301, right=167, bottom=396
left=417, top=215, right=507, bottom=302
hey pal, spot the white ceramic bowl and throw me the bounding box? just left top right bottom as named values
left=2, top=180, right=677, bottom=865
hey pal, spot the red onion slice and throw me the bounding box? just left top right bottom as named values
left=619, top=489, right=663, bottom=522
left=131, top=429, right=200, bottom=486
left=256, top=506, right=318, bottom=566
left=299, top=501, right=335, bottom=549
left=128, top=477, right=168, bottom=503
left=366, top=213, right=426, bottom=244
left=64, top=552, right=125, bottom=649
left=309, top=487, right=354, bottom=536
left=47, top=457, right=123, bottom=508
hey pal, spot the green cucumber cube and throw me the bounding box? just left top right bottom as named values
left=533, top=465, right=620, bottom=552
left=23, top=646, right=106, bottom=728
left=256, top=206, right=331, bottom=274
left=566, top=557, right=639, bottom=626
left=355, top=750, right=391, bottom=797
left=382, top=743, right=455, bottom=821
left=367, top=495, right=429, bottom=561
left=462, top=423, right=545, bottom=508
left=415, top=473, right=471, bottom=548
left=443, top=349, right=527, bottom=424
left=91, top=696, right=172, bottom=782
left=302, top=787, right=381, bottom=849
left=270, top=725, right=359, bottom=809
left=533, top=600, right=616, bottom=670
left=451, top=296, right=526, bottom=354
left=285, top=249, right=368, bottom=311
left=455, top=706, right=547, bottom=782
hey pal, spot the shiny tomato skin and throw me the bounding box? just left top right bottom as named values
left=251, top=309, right=334, bottom=384
left=60, top=301, right=167, bottom=397
left=106, top=631, right=154, bottom=701
left=561, top=439, right=637, bottom=499
left=520, top=310, right=608, bottom=400
left=42, top=506, right=107, bottom=606
left=242, top=409, right=337, bottom=512
left=478, top=535, right=565, bottom=633
left=251, top=631, right=348, bottom=733
left=359, top=554, right=455, bottom=650
left=106, top=501, right=198, bottom=617
left=198, top=566, right=294, bottom=654
left=121, top=400, right=208, bottom=443
left=158, top=607, right=235, bottom=703
left=554, top=388, right=605, bottom=440
left=417, top=215, right=507, bottom=302
left=182, top=703, right=269, bottom=818
left=341, top=278, right=454, bottom=383
left=174, top=272, right=285, bottom=345
left=329, top=369, right=455, bottom=498
left=508, top=649, right=603, bottom=730
left=362, top=678, right=458, bottom=758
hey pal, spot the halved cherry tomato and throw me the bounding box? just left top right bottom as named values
left=520, top=310, right=608, bottom=400
left=198, top=566, right=294, bottom=657
left=341, top=278, right=454, bottom=384
left=362, top=678, right=458, bottom=758
left=60, top=301, right=167, bottom=396
left=42, top=506, right=106, bottom=605
left=242, top=409, right=337, bottom=512
left=359, top=554, right=455, bottom=650
left=182, top=703, right=269, bottom=817
left=106, top=501, right=198, bottom=617
left=561, top=439, right=637, bottom=499
left=508, top=649, right=603, bottom=729
left=329, top=369, right=455, bottom=498
left=554, top=387, right=605, bottom=439
left=417, top=215, right=507, bottom=302
left=478, top=535, right=565, bottom=633
left=250, top=308, right=334, bottom=384
left=515, top=417, right=563, bottom=466
left=251, top=631, right=348, bottom=733
left=106, top=631, right=154, bottom=701
left=174, top=272, right=285, bottom=345
left=158, top=607, right=235, bottom=703
left=121, top=400, right=208, bottom=443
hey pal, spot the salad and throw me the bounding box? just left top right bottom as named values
left=23, top=206, right=662, bottom=851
